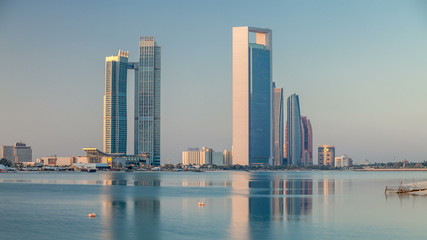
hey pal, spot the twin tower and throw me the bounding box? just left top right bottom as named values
left=232, top=26, right=312, bottom=166
left=103, top=37, right=161, bottom=166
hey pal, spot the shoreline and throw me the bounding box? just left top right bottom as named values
left=354, top=168, right=427, bottom=171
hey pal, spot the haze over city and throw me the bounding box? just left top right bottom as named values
left=1, top=0, right=427, bottom=163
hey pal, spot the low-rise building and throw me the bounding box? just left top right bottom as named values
left=335, top=155, right=353, bottom=168
left=36, top=157, right=76, bottom=166
left=83, top=148, right=149, bottom=167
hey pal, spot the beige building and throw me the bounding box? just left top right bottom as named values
left=335, top=155, right=353, bottom=167
left=318, top=145, right=335, bottom=166
left=182, top=147, right=212, bottom=165
left=223, top=150, right=232, bottom=166
left=36, top=156, right=78, bottom=166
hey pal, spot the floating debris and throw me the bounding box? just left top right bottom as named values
left=385, top=181, right=427, bottom=195
left=88, top=213, right=97, bottom=218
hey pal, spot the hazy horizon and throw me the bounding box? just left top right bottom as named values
left=1, top=0, right=427, bottom=164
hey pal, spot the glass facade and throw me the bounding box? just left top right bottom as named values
left=104, top=51, right=128, bottom=154
left=287, top=94, right=302, bottom=165
left=273, top=86, right=284, bottom=166
left=249, top=44, right=271, bottom=165
left=135, top=36, right=161, bottom=166
left=301, top=116, right=313, bottom=165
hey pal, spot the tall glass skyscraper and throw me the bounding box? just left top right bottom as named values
left=135, top=36, right=161, bottom=166
left=232, top=26, right=272, bottom=165
left=301, top=116, right=313, bottom=165
left=287, top=94, right=302, bottom=165
left=273, top=84, right=284, bottom=166
left=104, top=50, right=129, bottom=154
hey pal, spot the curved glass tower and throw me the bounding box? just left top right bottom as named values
left=301, top=116, right=313, bottom=165
left=287, top=94, right=302, bottom=165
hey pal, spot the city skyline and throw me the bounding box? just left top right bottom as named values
left=1, top=0, right=427, bottom=163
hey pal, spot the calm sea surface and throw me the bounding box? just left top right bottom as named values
left=0, top=171, right=426, bottom=240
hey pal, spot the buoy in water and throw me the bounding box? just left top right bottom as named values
left=88, top=213, right=97, bottom=218
left=197, top=202, right=205, bottom=206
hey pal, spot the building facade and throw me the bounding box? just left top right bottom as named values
left=104, top=50, right=129, bottom=154
left=273, top=85, right=284, bottom=166
left=287, top=94, right=302, bottom=165
left=223, top=150, right=232, bottom=166
left=301, top=116, right=313, bottom=165
left=135, top=36, right=161, bottom=166
left=232, top=26, right=273, bottom=165
left=1, top=143, right=32, bottom=163
left=335, top=155, right=353, bottom=167
left=212, top=151, right=224, bottom=166
left=318, top=145, right=335, bottom=166
left=1, top=145, right=13, bottom=162
left=182, top=147, right=212, bottom=165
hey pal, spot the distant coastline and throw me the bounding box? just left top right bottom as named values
left=354, top=168, right=427, bottom=171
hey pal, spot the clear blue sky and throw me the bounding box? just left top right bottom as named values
left=1, top=0, right=427, bottom=163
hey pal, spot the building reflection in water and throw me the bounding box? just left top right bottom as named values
left=100, top=174, right=161, bottom=240
left=317, top=178, right=336, bottom=223
left=285, top=179, right=313, bottom=218
left=229, top=173, right=314, bottom=240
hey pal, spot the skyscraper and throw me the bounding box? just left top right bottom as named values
left=287, top=94, right=302, bottom=165
left=104, top=50, right=129, bottom=154
left=301, top=116, right=313, bottom=165
left=273, top=84, right=284, bottom=166
left=232, top=26, right=272, bottom=165
left=135, top=36, right=161, bottom=166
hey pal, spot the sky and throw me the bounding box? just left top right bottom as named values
left=1, top=0, right=427, bottom=164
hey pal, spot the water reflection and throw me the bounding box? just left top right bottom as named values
left=230, top=173, right=316, bottom=239
left=100, top=174, right=161, bottom=240
left=285, top=179, right=313, bottom=217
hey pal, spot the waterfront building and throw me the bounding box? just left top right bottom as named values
left=37, top=157, right=75, bottom=166
left=318, top=145, right=335, bottom=166
left=301, top=116, right=313, bottom=165
left=1, top=143, right=32, bottom=163
left=1, top=145, right=13, bottom=162
left=287, top=94, right=302, bottom=165
left=223, top=150, right=233, bottom=166
left=104, top=50, right=129, bottom=154
left=135, top=36, right=161, bottom=166
left=83, top=148, right=149, bottom=167
left=212, top=151, right=224, bottom=166
left=273, top=84, right=284, bottom=166
left=232, top=26, right=273, bottom=165
left=335, top=155, right=353, bottom=167
left=182, top=147, right=212, bottom=165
